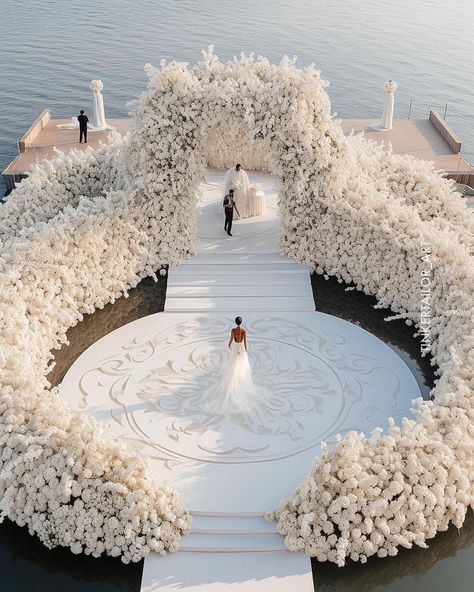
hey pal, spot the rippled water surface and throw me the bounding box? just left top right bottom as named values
left=1, top=0, right=474, bottom=186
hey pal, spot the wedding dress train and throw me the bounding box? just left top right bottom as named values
left=202, top=341, right=267, bottom=415
left=160, top=340, right=301, bottom=438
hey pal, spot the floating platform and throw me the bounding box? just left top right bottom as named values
left=2, top=109, right=129, bottom=190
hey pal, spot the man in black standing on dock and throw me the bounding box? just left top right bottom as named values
left=78, top=110, right=89, bottom=143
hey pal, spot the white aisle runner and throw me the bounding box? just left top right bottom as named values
left=141, top=551, right=313, bottom=592
left=143, top=169, right=314, bottom=590
left=165, top=169, right=314, bottom=313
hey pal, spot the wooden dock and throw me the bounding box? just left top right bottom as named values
left=341, top=115, right=472, bottom=184
left=2, top=108, right=472, bottom=192
left=2, top=110, right=129, bottom=190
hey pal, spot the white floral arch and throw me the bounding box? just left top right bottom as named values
left=125, top=49, right=354, bottom=270
left=0, top=48, right=473, bottom=566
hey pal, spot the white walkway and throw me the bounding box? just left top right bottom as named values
left=165, top=170, right=314, bottom=313
left=141, top=551, right=313, bottom=592
left=60, top=170, right=420, bottom=591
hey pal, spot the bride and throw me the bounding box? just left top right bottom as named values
left=203, top=317, right=267, bottom=415
left=161, top=318, right=300, bottom=438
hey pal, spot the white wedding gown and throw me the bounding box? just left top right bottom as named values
left=160, top=337, right=301, bottom=438
left=202, top=340, right=267, bottom=415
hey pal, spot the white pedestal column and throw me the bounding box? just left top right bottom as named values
left=56, top=79, right=114, bottom=132
left=89, top=79, right=113, bottom=130
left=370, top=80, right=398, bottom=131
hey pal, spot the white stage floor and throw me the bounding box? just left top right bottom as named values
left=60, top=310, right=419, bottom=514
left=60, top=170, right=419, bottom=514
left=59, top=169, right=419, bottom=588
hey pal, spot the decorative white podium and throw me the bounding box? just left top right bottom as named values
left=369, top=80, right=398, bottom=131
left=249, top=186, right=265, bottom=216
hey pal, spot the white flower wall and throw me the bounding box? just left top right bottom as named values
left=1, top=176, right=190, bottom=561
left=276, top=185, right=474, bottom=564
left=346, top=135, right=474, bottom=251
left=203, top=123, right=272, bottom=172
left=1, top=48, right=472, bottom=566
left=0, top=134, right=126, bottom=247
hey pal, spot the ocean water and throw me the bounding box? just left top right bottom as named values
left=1, top=0, right=473, bottom=188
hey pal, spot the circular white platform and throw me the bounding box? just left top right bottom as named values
left=60, top=310, right=420, bottom=514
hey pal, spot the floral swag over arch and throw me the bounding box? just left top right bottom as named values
left=0, top=47, right=473, bottom=566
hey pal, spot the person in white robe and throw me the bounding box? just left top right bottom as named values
left=223, top=164, right=251, bottom=219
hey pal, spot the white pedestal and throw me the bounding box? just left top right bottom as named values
left=250, top=186, right=265, bottom=216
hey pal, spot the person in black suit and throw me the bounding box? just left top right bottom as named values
left=223, top=189, right=240, bottom=236
left=78, top=110, right=89, bottom=143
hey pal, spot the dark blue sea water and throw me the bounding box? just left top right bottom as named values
left=1, top=0, right=473, bottom=188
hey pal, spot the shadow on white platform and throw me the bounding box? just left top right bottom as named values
left=140, top=550, right=313, bottom=592
left=60, top=310, right=419, bottom=514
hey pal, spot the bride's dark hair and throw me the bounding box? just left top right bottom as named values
left=235, top=316, right=242, bottom=326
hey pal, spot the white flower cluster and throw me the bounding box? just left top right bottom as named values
left=90, top=79, right=104, bottom=93
left=0, top=133, right=126, bottom=244
left=1, top=47, right=472, bottom=567
left=0, top=134, right=190, bottom=561
left=277, top=202, right=473, bottom=563
left=384, top=80, right=397, bottom=93
left=346, top=134, right=474, bottom=251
